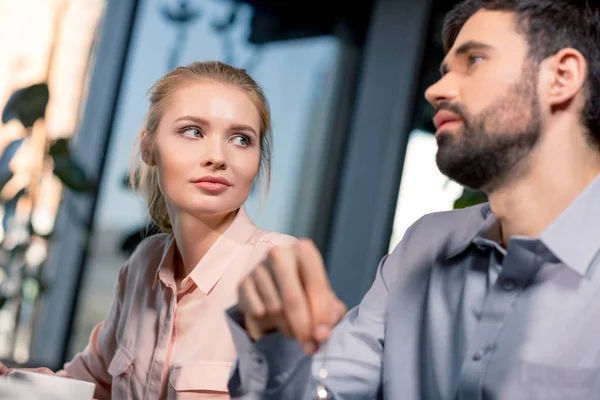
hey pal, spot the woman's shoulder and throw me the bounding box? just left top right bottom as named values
left=122, top=233, right=174, bottom=277
left=108, top=233, right=173, bottom=302
left=248, top=229, right=298, bottom=249
left=239, top=230, right=299, bottom=273
left=131, top=232, right=174, bottom=258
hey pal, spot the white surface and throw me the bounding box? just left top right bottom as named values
left=5, top=371, right=95, bottom=400
left=388, top=130, right=463, bottom=252
left=0, top=378, right=55, bottom=400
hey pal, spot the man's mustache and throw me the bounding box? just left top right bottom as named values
left=434, top=101, right=467, bottom=120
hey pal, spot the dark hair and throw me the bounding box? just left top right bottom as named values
left=442, top=0, right=600, bottom=144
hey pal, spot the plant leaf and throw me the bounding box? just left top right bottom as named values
left=49, top=139, right=94, bottom=192
left=52, top=155, right=93, bottom=192
left=2, top=83, right=50, bottom=128
left=0, top=139, right=23, bottom=192
left=453, top=187, right=488, bottom=209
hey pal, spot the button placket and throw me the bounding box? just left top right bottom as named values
left=144, top=286, right=175, bottom=399
left=455, top=239, right=541, bottom=399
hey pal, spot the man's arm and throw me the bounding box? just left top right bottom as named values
left=227, top=253, right=396, bottom=399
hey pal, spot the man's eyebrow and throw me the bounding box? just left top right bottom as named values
left=439, top=40, right=495, bottom=76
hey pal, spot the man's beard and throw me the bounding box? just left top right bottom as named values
left=435, top=62, right=542, bottom=191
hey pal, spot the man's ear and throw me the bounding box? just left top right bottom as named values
left=140, top=129, right=156, bottom=166
left=544, top=47, right=587, bottom=109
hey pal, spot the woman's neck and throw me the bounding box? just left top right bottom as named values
left=169, top=208, right=239, bottom=287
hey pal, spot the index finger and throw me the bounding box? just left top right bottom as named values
left=266, top=247, right=313, bottom=346
left=294, top=239, right=339, bottom=339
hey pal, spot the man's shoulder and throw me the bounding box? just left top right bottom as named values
left=410, top=202, right=489, bottom=234
left=391, top=202, right=490, bottom=261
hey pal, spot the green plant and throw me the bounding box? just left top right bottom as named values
left=453, top=186, right=488, bottom=209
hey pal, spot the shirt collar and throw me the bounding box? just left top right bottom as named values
left=152, top=207, right=258, bottom=293
left=444, top=174, right=600, bottom=277
left=539, top=173, right=600, bottom=277
left=188, top=207, right=257, bottom=294
left=444, top=203, right=498, bottom=260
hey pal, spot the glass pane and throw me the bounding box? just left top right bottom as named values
left=67, top=0, right=357, bottom=358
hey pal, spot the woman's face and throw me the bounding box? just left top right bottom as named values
left=149, top=81, right=261, bottom=220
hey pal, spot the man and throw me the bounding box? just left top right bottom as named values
left=226, top=0, right=600, bottom=398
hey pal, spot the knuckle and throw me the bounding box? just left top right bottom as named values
left=296, top=237, right=314, bottom=249
left=292, top=325, right=310, bottom=342
left=237, top=296, right=251, bottom=314
left=251, top=267, right=271, bottom=287
left=265, top=300, right=282, bottom=315
left=267, top=246, right=293, bottom=270
left=249, top=306, right=265, bottom=319
left=282, top=292, right=301, bottom=311
left=239, top=274, right=255, bottom=292
left=307, top=285, right=329, bottom=300
left=250, top=266, right=262, bottom=281
left=266, top=247, right=282, bottom=264
left=266, top=248, right=283, bottom=267
left=296, top=238, right=318, bottom=256
left=238, top=279, right=251, bottom=296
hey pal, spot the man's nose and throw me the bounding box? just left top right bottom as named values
left=424, top=75, right=459, bottom=108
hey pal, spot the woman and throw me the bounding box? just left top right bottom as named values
left=1, top=61, right=296, bottom=399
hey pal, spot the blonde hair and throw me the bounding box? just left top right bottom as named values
left=130, top=61, right=273, bottom=232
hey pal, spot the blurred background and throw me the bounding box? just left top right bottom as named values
left=0, top=0, right=486, bottom=371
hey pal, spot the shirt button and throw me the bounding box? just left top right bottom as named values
left=472, top=350, right=484, bottom=361
left=253, top=355, right=264, bottom=364
left=500, top=278, right=516, bottom=291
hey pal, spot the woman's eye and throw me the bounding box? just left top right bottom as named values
left=180, top=127, right=202, bottom=138
left=231, top=135, right=250, bottom=147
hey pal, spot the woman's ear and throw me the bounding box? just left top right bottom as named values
left=140, top=129, right=156, bottom=166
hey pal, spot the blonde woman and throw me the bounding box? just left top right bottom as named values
left=1, top=61, right=296, bottom=399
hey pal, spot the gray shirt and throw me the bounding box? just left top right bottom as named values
left=226, top=174, right=600, bottom=399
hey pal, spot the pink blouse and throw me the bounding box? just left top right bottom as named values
left=61, top=208, right=296, bottom=399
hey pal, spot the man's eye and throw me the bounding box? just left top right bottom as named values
left=468, top=55, right=484, bottom=66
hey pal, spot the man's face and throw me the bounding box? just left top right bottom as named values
left=425, top=10, right=542, bottom=190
